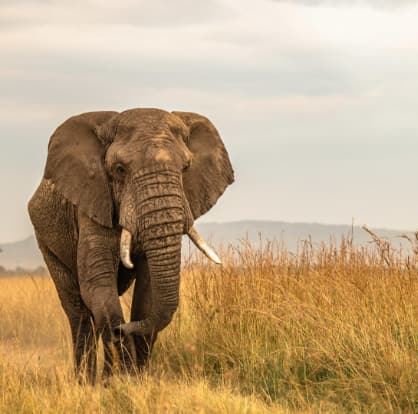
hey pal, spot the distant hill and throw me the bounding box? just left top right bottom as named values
left=196, top=221, right=413, bottom=249
left=0, top=221, right=414, bottom=270
left=0, top=236, right=43, bottom=270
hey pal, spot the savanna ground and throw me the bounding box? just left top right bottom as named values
left=0, top=238, right=417, bottom=413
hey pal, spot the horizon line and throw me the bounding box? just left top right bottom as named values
left=2, top=219, right=415, bottom=245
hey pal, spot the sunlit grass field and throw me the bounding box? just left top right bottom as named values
left=0, top=239, right=417, bottom=413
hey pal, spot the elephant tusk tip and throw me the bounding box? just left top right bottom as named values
left=201, top=245, right=222, bottom=264
left=122, top=257, right=134, bottom=269
left=121, top=250, right=134, bottom=269
left=120, top=228, right=134, bottom=269
left=124, top=262, right=134, bottom=269
left=211, top=253, right=222, bottom=265
left=187, top=226, right=222, bottom=265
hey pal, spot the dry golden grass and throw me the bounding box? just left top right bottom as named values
left=0, top=239, right=417, bottom=413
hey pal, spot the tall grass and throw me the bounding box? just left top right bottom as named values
left=0, top=238, right=417, bottom=413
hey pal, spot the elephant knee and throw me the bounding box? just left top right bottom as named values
left=91, top=311, right=107, bottom=332
left=91, top=307, right=122, bottom=333
left=79, top=287, right=124, bottom=334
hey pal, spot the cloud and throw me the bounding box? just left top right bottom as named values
left=270, top=0, right=417, bottom=8
left=0, top=0, right=232, bottom=29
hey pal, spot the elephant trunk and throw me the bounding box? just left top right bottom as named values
left=116, top=168, right=186, bottom=337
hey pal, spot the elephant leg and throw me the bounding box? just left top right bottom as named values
left=37, top=241, right=98, bottom=382
left=130, top=258, right=158, bottom=368
left=68, top=311, right=98, bottom=382
left=78, top=264, right=136, bottom=377
left=101, top=264, right=137, bottom=377
left=102, top=332, right=137, bottom=377
left=77, top=213, right=136, bottom=376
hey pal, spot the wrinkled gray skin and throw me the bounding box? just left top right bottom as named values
left=28, top=108, right=234, bottom=381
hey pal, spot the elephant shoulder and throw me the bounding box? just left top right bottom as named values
left=28, top=179, right=58, bottom=223
left=28, top=179, right=79, bottom=267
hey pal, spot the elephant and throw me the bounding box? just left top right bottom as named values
left=28, top=108, right=234, bottom=381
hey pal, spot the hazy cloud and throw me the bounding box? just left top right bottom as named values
left=270, top=0, right=417, bottom=8
left=0, top=0, right=231, bottom=28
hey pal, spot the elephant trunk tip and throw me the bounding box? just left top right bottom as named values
left=114, top=311, right=176, bottom=338
left=114, top=321, right=151, bottom=339
left=113, top=323, right=137, bottom=340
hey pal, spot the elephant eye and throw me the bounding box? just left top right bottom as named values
left=113, top=163, right=127, bottom=179
left=183, top=159, right=191, bottom=172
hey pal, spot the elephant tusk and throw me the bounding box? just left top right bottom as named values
left=120, top=228, right=134, bottom=269
left=187, top=226, right=222, bottom=265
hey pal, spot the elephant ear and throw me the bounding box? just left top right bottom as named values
left=172, top=111, right=234, bottom=219
left=44, top=111, right=118, bottom=228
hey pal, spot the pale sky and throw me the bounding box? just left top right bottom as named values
left=1, top=0, right=418, bottom=243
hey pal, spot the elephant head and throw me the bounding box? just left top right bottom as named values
left=44, top=108, right=234, bottom=336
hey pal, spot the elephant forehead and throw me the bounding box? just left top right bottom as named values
left=118, top=122, right=174, bottom=143
left=142, top=143, right=179, bottom=164
left=119, top=108, right=171, bottom=127
left=118, top=109, right=188, bottom=138
left=154, top=148, right=171, bottom=162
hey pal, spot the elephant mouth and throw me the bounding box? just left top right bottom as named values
left=120, top=226, right=221, bottom=269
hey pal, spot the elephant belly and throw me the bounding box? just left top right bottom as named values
left=117, top=262, right=137, bottom=296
